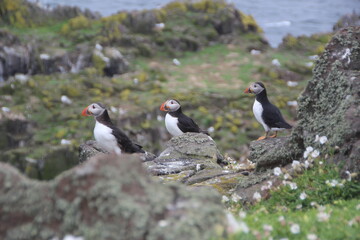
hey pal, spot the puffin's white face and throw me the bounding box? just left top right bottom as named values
left=244, top=82, right=265, bottom=95
left=82, top=102, right=106, bottom=117
left=160, top=99, right=181, bottom=112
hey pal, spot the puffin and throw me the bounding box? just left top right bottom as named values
left=160, top=99, right=207, bottom=137
left=81, top=102, right=144, bottom=155
left=244, top=82, right=292, bottom=140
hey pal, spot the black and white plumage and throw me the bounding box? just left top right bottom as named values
left=82, top=102, right=144, bottom=154
left=160, top=99, right=207, bottom=137
left=244, top=82, right=292, bottom=140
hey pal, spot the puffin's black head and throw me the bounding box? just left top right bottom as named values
left=244, top=82, right=266, bottom=95
left=160, top=99, right=181, bottom=112
left=81, top=102, right=107, bottom=117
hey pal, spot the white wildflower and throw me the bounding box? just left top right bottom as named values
left=172, top=58, right=181, bottom=66
left=287, top=81, right=298, bottom=87
left=133, top=78, right=139, bottom=84
left=304, top=160, right=310, bottom=169
left=288, top=182, right=298, bottom=190
left=348, top=218, right=356, bottom=226
left=314, top=135, right=320, bottom=142
left=239, top=211, right=246, bottom=219
left=61, top=95, right=72, bottom=105
left=284, top=173, right=291, bottom=180
left=326, top=179, right=340, bottom=187
left=40, top=53, right=50, bottom=60
left=292, top=160, right=301, bottom=169
left=299, top=192, right=307, bottom=200
left=310, top=149, right=320, bottom=158
left=278, top=216, right=285, bottom=222
left=271, top=58, right=281, bottom=66
left=207, top=126, right=215, bottom=133
left=308, top=55, right=318, bottom=60
left=226, top=213, right=248, bottom=234
left=303, top=146, right=314, bottom=158
left=319, top=161, right=323, bottom=165
left=287, top=100, right=298, bottom=107
left=345, top=171, right=352, bottom=181
left=319, top=136, right=328, bottom=144
left=253, top=192, right=261, bottom=201
left=63, top=235, right=84, bottom=240
left=158, top=220, right=168, bottom=227
left=222, top=195, right=230, bottom=203
left=317, top=212, right=330, bottom=222
left=290, top=224, right=300, bottom=234
left=305, top=62, right=313, bottom=67
left=296, top=204, right=302, bottom=210
left=231, top=193, right=242, bottom=203
left=60, top=139, right=71, bottom=145
left=1, top=107, right=10, bottom=113
left=273, top=167, right=282, bottom=176
left=310, top=201, right=317, bottom=207
left=307, top=233, right=318, bottom=240
left=356, top=204, right=360, bottom=210
left=250, top=49, right=261, bottom=55
left=263, top=224, right=273, bottom=232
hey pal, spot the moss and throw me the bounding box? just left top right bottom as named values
left=239, top=11, right=262, bottom=33
left=162, top=1, right=187, bottom=15
left=60, top=15, right=91, bottom=35
left=0, top=0, right=30, bottom=27
left=190, top=0, right=227, bottom=14
left=91, top=53, right=107, bottom=74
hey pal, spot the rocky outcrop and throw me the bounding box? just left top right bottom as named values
left=248, top=26, right=360, bottom=176
left=79, top=133, right=254, bottom=196
left=0, top=36, right=129, bottom=80
left=0, top=154, right=225, bottom=240
left=333, top=12, right=360, bottom=31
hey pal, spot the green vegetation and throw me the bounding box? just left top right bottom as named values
left=224, top=159, right=360, bottom=239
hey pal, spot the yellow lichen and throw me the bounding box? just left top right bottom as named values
left=239, top=11, right=262, bottom=33
left=60, top=15, right=91, bottom=35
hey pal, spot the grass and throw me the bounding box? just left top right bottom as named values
left=224, top=158, right=360, bottom=240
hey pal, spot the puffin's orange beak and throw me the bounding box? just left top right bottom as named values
left=244, top=87, right=252, bottom=93
left=160, top=102, right=168, bottom=111
left=81, top=106, right=91, bottom=116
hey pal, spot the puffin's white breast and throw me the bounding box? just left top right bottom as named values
left=165, top=113, right=183, bottom=136
left=94, top=121, right=121, bottom=154
left=253, top=99, right=269, bottom=132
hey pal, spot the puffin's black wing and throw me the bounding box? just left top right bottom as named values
left=177, top=113, right=202, bottom=133
left=111, top=127, right=145, bottom=153
left=262, top=103, right=292, bottom=129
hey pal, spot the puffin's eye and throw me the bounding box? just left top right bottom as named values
left=170, top=101, right=174, bottom=104
left=92, top=105, right=95, bottom=109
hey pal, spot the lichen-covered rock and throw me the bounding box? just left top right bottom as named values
left=145, top=133, right=224, bottom=176
left=0, top=154, right=225, bottom=240
left=248, top=26, right=360, bottom=176
left=296, top=26, right=360, bottom=175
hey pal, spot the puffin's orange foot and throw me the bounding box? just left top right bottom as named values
left=269, top=134, right=277, bottom=138
left=256, top=136, right=267, bottom=141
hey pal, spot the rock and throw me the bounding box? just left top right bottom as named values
left=103, top=47, right=129, bottom=76
left=247, top=27, right=360, bottom=177
left=0, top=154, right=225, bottom=240
left=145, top=133, right=224, bottom=176
left=79, top=140, right=107, bottom=164
left=296, top=26, right=360, bottom=175
left=333, top=12, right=360, bottom=31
